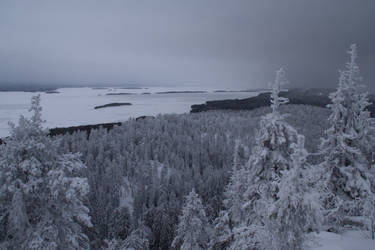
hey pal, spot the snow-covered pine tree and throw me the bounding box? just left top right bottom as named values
left=210, top=210, right=233, bottom=250
left=319, top=44, right=374, bottom=227
left=172, top=189, right=210, bottom=250
left=106, top=221, right=151, bottom=250
left=270, top=68, right=289, bottom=113
left=259, top=135, right=322, bottom=250
left=121, top=222, right=151, bottom=250
left=210, top=140, right=248, bottom=249
left=243, top=68, right=299, bottom=217
left=0, top=95, right=91, bottom=249
left=228, top=68, right=305, bottom=249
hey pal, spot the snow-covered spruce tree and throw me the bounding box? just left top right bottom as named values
left=229, top=68, right=306, bottom=249
left=319, top=44, right=374, bottom=228
left=0, top=95, right=91, bottom=249
left=120, top=222, right=151, bottom=250
left=258, top=135, right=322, bottom=250
left=210, top=210, right=233, bottom=250
left=210, top=141, right=249, bottom=249
left=243, top=68, right=298, bottom=217
left=105, top=221, right=151, bottom=250
left=171, top=189, right=210, bottom=250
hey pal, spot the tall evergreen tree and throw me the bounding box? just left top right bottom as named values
left=244, top=68, right=299, bottom=220
left=258, top=135, right=321, bottom=250
left=210, top=141, right=248, bottom=249
left=106, top=221, right=151, bottom=250
left=172, top=189, right=210, bottom=250
left=227, top=68, right=307, bottom=249
left=0, top=95, right=91, bottom=249
left=319, top=44, right=374, bottom=227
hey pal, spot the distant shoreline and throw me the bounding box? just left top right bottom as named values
left=156, top=91, right=207, bottom=94
left=0, top=83, right=144, bottom=92
left=106, top=93, right=135, bottom=96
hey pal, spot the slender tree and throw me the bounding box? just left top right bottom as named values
left=210, top=141, right=248, bottom=249
left=172, top=189, right=210, bottom=250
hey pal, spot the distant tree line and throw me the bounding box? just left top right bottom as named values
left=191, top=88, right=375, bottom=118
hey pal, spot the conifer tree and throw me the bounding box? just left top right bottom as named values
left=210, top=141, right=248, bottom=249
left=172, top=189, right=210, bottom=250
left=0, top=95, right=91, bottom=249
left=320, top=44, right=374, bottom=227
left=244, top=68, right=299, bottom=220
left=121, top=222, right=151, bottom=250
left=228, top=68, right=306, bottom=249
left=106, top=221, right=151, bottom=250
left=259, top=135, right=321, bottom=250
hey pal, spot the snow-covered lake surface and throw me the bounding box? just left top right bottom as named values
left=0, top=86, right=259, bottom=137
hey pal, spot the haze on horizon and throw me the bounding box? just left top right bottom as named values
left=0, top=0, right=374, bottom=92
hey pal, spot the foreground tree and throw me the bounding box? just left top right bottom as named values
left=220, top=68, right=323, bottom=249
left=243, top=69, right=296, bottom=214
left=245, top=68, right=297, bottom=206
left=172, top=189, right=210, bottom=250
left=227, top=68, right=312, bottom=249
left=258, top=135, right=321, bottom=250
left=0, top=95, right=91, bottom=249
left=319, top=44, right=374, bottom=228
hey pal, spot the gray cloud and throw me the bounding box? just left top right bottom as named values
left=0, top=0, right=374, bottom=91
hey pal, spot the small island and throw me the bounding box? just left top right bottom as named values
left=106, top=93, right=135, bottom=96
left=45, top=90, right=60, bottom=94
left=92, top=87, right=109, bottom=90
left=94, top=102, right=132, bottom=110
left=156, top=91, right=207, bottom=94
left=117, top=87, right=145, bottom=90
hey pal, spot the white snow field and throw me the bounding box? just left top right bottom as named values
left=309, top=231, right=375, bottom=250
left=0, top=86, right=258, bottom=137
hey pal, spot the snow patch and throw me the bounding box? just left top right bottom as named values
left=310, top=231, right=375, bottom=250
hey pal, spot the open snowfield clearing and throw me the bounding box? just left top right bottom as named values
left=310, top=231, right=375, bottom=250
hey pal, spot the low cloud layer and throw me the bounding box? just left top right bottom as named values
left=0, top=0, right=374, bottom=91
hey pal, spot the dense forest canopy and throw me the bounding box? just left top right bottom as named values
left=1, top=102, right=330, bottom=249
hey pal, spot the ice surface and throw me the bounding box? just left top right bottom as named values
left=0, top=87, right=258, bottom=137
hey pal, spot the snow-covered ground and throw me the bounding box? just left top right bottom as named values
left=309, top=231, right=375, bottom=250
left=0, top=86, right=259, bottom=137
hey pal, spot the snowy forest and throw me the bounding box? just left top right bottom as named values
left=1, top=45, right=374, bottom=249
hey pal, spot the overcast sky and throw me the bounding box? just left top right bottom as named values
left=0, top=0, right=374, bottom=91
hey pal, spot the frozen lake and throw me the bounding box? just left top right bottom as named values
left=0, top=86, right=259, bottom=137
